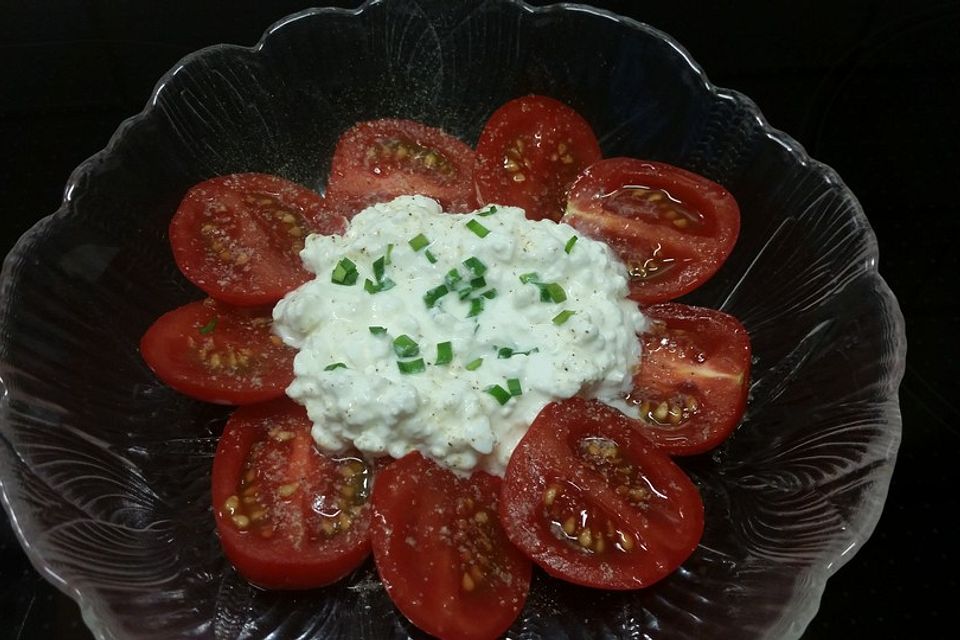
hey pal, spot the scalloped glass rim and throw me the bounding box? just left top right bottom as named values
left=0, top=1, right=906, bottom=639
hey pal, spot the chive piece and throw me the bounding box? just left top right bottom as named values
left=507, top=378, right=522, bottom=396
left=397, top=358, right=426, bottom=374
left=564, top=236, right=578, bottom=254
left=331, top=258, right=358, bottom=285
left=435, top=341, right=453, bottom=365
left=541, top=282, right=567, bottom=303
left=364, top=277, right=396, bottom=294
left=553, top=310, right=576, bottom=325
left=519, top=272, right=540, bottom=284
left=467, top=297, right=484, bottom=318
left=198, top=317, right=218, bottom=335
left=482, top=288, right=498, bottom=300
left=497, top=347, right=514, bottom=359
left=477, top=206, right=498, bottom=217
left=424, top=284, right=450, bottom=308
left=469, top=276, right=487, bottom=289
left=393, top=335, right=420, bottom=358
left=465, top=358, right=483, bottom=371
left=409, top=233, right=430, bottom=251
left=369, top=326, right=387, bottom=335
left=424, top=249, right=438, bottom=264
left=463, top=256, right=487, bottom=276
left=373, top=256, right=386, bottom=282
left=324, top=362, right=347, bottom=371
left=465, top=219, right=490, bottom=238
left=385, top=243, right=394, bottom=265
left=445, top=269, right=462, bottom=287
left=485, top=384, right=512, bottom=405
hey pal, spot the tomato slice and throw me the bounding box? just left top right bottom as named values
left=500, top=397, right=704, bottom=590
left=563, top=158, right=740, bottom=303
left=624, top=302, right=751, bottom=455
left=211, top=399, right=373, bottom=589
left=474, top=95, right=602, bottom=221
left=140, top=298, right=294, bottom=405
left=326, top=119, right=477, bottom=212
left=370, top=453, right=532, bottom=640
left=169, top=173, right=344, bottom=306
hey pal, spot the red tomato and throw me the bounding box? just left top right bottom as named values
left=625, top=303, right=751, bottom=455
left=370, top=453, right=532, bottom=640
left=500, top=397, right=704, bottom=590
left=140, top=298, right=293, bottom=405
left=211, top=399, right=373, bottom=589
left=169, top=173, right=344, bottom=306
left=474, top=95, right=602, bottom=221
left=326, top=119, right=477, bottom=212
left=563, top=158, right=740, bottom=303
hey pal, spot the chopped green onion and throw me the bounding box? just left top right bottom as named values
left=463, top=257, right=487, bottom=276
left=465, top=219, right=490, bottom=238
left=409, top=233, right=430, bottom=251
left=424, top=249, right=438, bottom=264
left=481, top=288, right=498, bottom=299
left=324, top=362, right=347, bottom=371
left=485, top=384, right=512, bottom=405
left=519, top=272, right=540, bottom=284
left=373, top=256, right=386, bottom=282
left=397, top=358, right=426, bottom=374
left=445, top=269, right=462, bottom=287
left=424, top=284, right=450, bottom=308
left=564, top=236, right=578, bottom=254
left=467, top=297, right=484, bottom=318
left=385, top=243, right=394, bottom=264
left=369, top=326, right=387, bottom=335
left=198, top=317, right=218, bottom=335
left=364, top=277, right=396, bottom=294
left=507, top=378, right=522, bottom=396
left=465, top=358, right=483, bottom=371
left=497, top=346, right=539, bottom=359
left=435, top=341, right=453, bottom=365
left=393, top=335, right=420, bottom=358
left=331, top=258, right=358, bottom=285
left=540, top=282, right=567, bottom=303
left=477, top=206, right=498, bottom=217
left=553, top=310, right=576, bottom=325
left=469, top=276, right=487, bottom=289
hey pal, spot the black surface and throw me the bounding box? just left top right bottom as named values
left=1, top=1, right=956, bottom=638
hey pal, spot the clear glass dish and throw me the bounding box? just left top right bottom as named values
left=0, top=1, right=906, bottom=638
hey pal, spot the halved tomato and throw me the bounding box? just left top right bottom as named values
left=474, top=94, right=602, bottom=221
left=370, top=452, right=532, bottom=640
left=500, top=397, right=704, bottom=590
left=140, top=298, right=294, bottom=405
left=169, top=173, right=344, bottom=306
left=326, top=119, right=477, bottom=212
left=624, top=302, right=751, bottom=455
left=563, top=158, right=740, bottom=303
left=211, top=399, right=373, bottom=589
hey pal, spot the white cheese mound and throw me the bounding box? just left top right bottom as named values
left=273, top=195, right=646, bottom=476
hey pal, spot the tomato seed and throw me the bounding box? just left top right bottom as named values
left=277, top=482, right=299, bottom=497
left=474, top=510, right=489, bottom=524
left=231, top=514, right=250, bottom=530
left=462, top=571, right=476, bottom=592
left=224, top=495, right=239, bottom=514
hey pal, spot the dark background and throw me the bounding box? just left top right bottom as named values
left=1, top=1, right=956, bottom=638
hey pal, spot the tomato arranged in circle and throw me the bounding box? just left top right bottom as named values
left=169, top=173, right=344, bottom=307
left=370, top=452, right=532, bottom=640
left=500, top=397, right=704, bottom=590
left=326, top=119, right=477, bottom=212
left=211, top=399, right=373, bottom=589
left=563, top=158, right=740, bottom=303
left=625, top=303, right=751, bottom=456
left=139, top=298, right=294, bottom=405
left=474, top=94, right=602, bottom=221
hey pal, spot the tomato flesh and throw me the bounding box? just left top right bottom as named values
left=370, top=453, right=531, bottom=640
left=625, top=302, right=751, bottom=455
left=139, top=298, right=294, bottom=405
left=169, top=173, right=344, bottom=306
left=563, top=158, right=740, bottom=303
left=326, top=119, right=477, bottom=212
left=474, top=94, right=602, bottom=221
left=500, top=398, right=704, bottom=590
left=211, top=399, right=372, bottom=589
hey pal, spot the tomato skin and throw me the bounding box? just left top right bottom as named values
left=500, top=397, right=704, bottom=590
left=370, top=453, right=532, bottom=640
left=563, top=158, right=740, bottom=303
left=169, top=173, right=343, bottom=307
left=326, top=119, right=477, bottom=212
left=211, top=399, right=372, bottom=590
left=139, top=298, right=294, bottom=405
left=627, top=303, right=751, bottom=455
left=474, top=94, right=602, bottom=221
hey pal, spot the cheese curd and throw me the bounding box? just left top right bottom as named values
left=273, top=195, right=646, bottom=476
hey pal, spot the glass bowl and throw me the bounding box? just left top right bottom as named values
left=0, top=1, right=906, bottom=638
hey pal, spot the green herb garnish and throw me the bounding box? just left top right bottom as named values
left=331, top=258, right=358, bottom=285
left=485, top=384, right=512, bottom=405
left=397, top=358, right=426, bottom=374
left=409, top=233, right=430, bottom=251
left=553, top=310, right=576, bottom=325
left=465, top=219, right=490, bottom=238
left=435, top=341, right=453, bottom=365
left=392, top=335, right=420, bottom=358
left=465, top=358, right=483, bottom=371
left=564, top=236, right=578, bottom=254
left=198, top=317, right=218, bottom=335
left=324, top=362, right=348, bottom=371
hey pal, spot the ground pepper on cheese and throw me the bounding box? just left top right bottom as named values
left=272, top=195, right=646, bottom=476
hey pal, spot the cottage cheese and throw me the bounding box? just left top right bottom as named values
left=273, top=195, right=646, bottom=476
